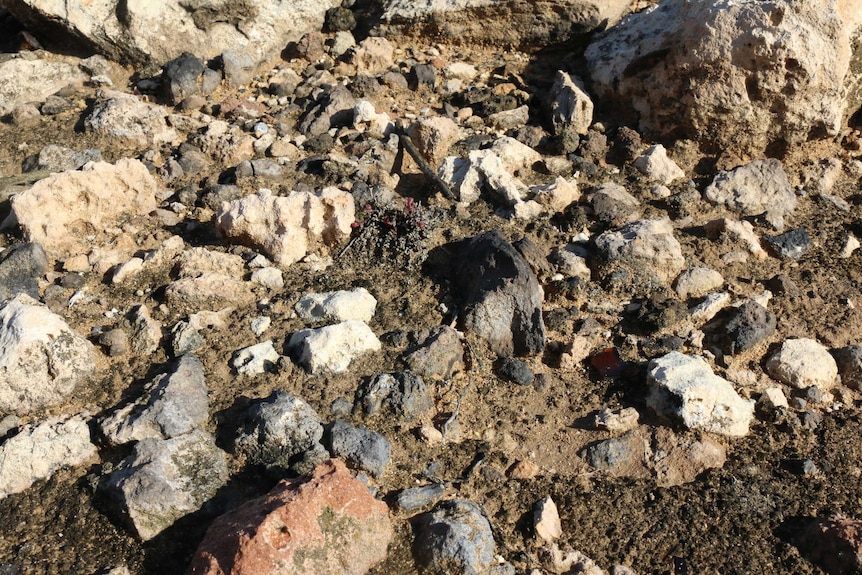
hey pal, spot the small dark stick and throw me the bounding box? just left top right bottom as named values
left=395, top=129, right=456, bottom=201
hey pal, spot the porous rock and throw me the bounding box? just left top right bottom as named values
left=766, top=338, right=838, bottom=390
left=189, top=459, right=392, bottom=575
left=327, top=420, right=391, bottom=478
left=413, top=499, right=496, bottom=575
left=0, top=56, right=87, bottom=116
left=832, top=345, right=862, bottom=390
left=83, top=91, right=178, bottom=148
left=719, top=300, right=776, bottom=355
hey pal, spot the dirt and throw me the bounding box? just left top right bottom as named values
left=1, top=20, right=862, bottom=575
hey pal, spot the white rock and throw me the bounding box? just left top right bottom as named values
left=594, top=218, right=686, bottom=285
left=250, top=316, right=271, bottom=336
left=231, top=340, right=280, bottom=376
left=288, top=320, right=381, bottom=374
left=550, top=71, right=594, bottom=135
left=9, top=159, right=159, bottom=260
left=0, top=56, right=87, bottom=116
left=444, top=62, right=478, bottom=80
left=250, top=267, right=285, bottom=290
left=0, top=295, right=95, bottom=414
left=0, top=413, right=97, bottom=499
left=534, top=496, right=562, bottom=543
left=112, top=257, right=145, bottom=284
left=84, top=91, right=178, bottom=147
left=594, top=407, right=640, bottom=432
left=354, top=100, right=394, bottom=137
left=688, top=292, right=731, bottom=324
left=351, top=37, right=395, bottom=74
left=409, top=116, right=459, bottom=166
left=704, top=218, right=767, bottom=259
left=758, top=387, right=789, bottom=410
left=647, top=352, right=755, bottom=436
left=840, top=235, right=860, bottom=258
left=704, top=159, right=796, bottom=230
left=176, top=247, right=244, bottom=279
left=489, top=137, right=542, bottom=173
left=766, top=338, right=838, bottom=390
left=551, top=245, right=591, bottom=282
left=512, top=200, right=543, bottom=221
left=674, top=267, right=724, bottom=300
left=216, top=187, right=354, bottom=267
left=294, top=287, right=378, bottom=323
left=633, top=144, right=685, bottom=185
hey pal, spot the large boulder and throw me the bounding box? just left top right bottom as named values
left=2, top=0, right=341, bottom=68
left=585, top=0, right=862, bottom=156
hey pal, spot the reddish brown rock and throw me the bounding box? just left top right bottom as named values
left=189, top=459, right=392, bottom=575
left=795, top=515, right=862, bottom=575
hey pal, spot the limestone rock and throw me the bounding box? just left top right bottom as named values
left=766, top=338, right=838, bottom=390
left=216, top=187, right=355, bottom=267
left=165, top=273, right=256, bottom=311
left=288, top=320, right=382, bottom=374
left=549, top=71, right=593, bottom=136
left=230, top=340, right=280, bottom=376
left=594, top=218, right=686, bottom=288
left=647, top=351, right=755, bottom=436
left=0, top=56, right=86, bottom=116
left=189, top=459, right=392, bottom=575
left=533, top=496, right=562, bottom=544
left=633, top=144, right=685, bottom=185
left=84, top=92, right=178, bottom=148
left=295, top=287, right=378, bottom=323
left=704, top=159, right=796, bottom=230
left=0, top=295, right=95, bottom=414
left=409, top=116, right=460, bottom=167
left=9, top=159, right=159, bottom=260
left=674, top=267, right=724, bottom=300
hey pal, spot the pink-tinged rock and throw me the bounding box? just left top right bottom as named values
left=9, top=159, right=159, bottom=261
left=190, top=459, right=392, bottom=575
left=795, top=515, right=862, bottom=575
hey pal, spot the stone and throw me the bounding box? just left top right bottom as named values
left=3, top=0, right=340, bottom=68
left=410, top=63, right=437, bottom=90
left=674, top=267, right=724, bottom=300
left=189, top=459, right=392, bottom=575
left=0, top=56, right=86, bottom=116
left=216, top=187, right=355, bottom=267
left=100, top=430, right=228, bottom=541
left=351, top=37, right=395, bottom=75
left=0, top=295, right=95, bottom=415
left=582, top=432, right=648, bottom=476
left=589, top=182, right=640, bottom=226
left=220, top=50, right=255, bottom=86
left=84, top=92, right=178, bottom=148
left=703, top=159, right=796, bottom=230
left=294, top=287, right=377, bottom=323
left=165, top=274, right=256, bottom=312
left=489, top=136, right=542, bottom=173
left=395, top=483, right=447, bottom=513
left=250, top=267, right=284, bottom=290
left=326, top=420, right=391, bottom=478
left=0, top=413, right=97, bottom=499
left=231, top=340, right=280, bottom=376
left=594, top=218, right=686, bottom=288
left=8, top=159, right=159, bottom=260
left=650, top=427, right=726, bottom=488
left=325, top=7, right=356, bottom=32
left=832, top=345, right=862, bottom=391
left=594, top=407, right=640, bottom=433
left=549, top=71, right=593, bottom=136
left=704, top=217, right=767, bottom=259
left=356, top=371, right=433, bottom=422
left=100, top=355, right=209, bottom=445
left=764, top=228, right=812, bottom=260
left=353, top=100, right=393, bottom=136
left=766, top=338, right=838, bottom=390
left=0, top=242, right=47, bottom=300
left=413, top=499, right=496, bottom=575
left=234, top=390, right=324, bottom=469
left=22, top=145, right=102, bottom=173
left=496, top=357, right=534, bottom=386
left=288, top=320, right=382, bottom=374
left=719, top=300, right=776, bottom=355
left=126, top=304, right=163, bottom=355
left=402, top=326, right=465, bottom=379
left=533, top=496, right=562, bottom=543
left=530, top=177, right=579, bottom=214
left=585, top=0, right=862, bottom=157
left=454, top=231, right=546, bottom=357
left=409, top=116, right=460, bottom=167
left=99, top=328, right=130, bottom=357
left=793, top=515, right=862, bottom=575
left=647, top=351, right=755, bottom=436
left=633, top=144, right=685, bottom=185
left=758, top=387, right=789, bottom=411
left=487, top=105, right=530, bottom=131
left=439, top=149, right=529, bottom=206
left=161, top=52, right=205, bottom=104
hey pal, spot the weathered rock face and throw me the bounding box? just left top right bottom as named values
left=586, top=0, right=862, bottom=156
left=594, top=218, right=686, bottom=289
left=0, top=295, right=95, bottom=415
left=0, top=55, right=87, bottom=116
left=2, top=0, right=340, bottom=68
left=375, top=0, right=634, bottom=49
left=189, top=459, right=392, bottom=575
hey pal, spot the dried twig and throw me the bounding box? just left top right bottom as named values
left=396, top=129, right=456, bottom=200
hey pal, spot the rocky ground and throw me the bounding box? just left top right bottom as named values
left=1, top=1, right=862, bottom=574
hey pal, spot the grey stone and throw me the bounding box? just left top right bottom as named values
left=454, top=231, right=546, bottom=357
left=764, top=228, right=811, bottom=260
left=402, top=326, right=465, bottom=379
left=720, top=301, right=776, bottom=355
left=832, top=345, right=862, bottom=390
left=0, top=242, right=47, bottom=300
left=413, top=499, right=496, bottom=575
left=590, top=182, right=640, bottom=226
left=496, top=357, right=534, bottom=386
left=220, top=50, right=255, bottom=86
left=298, top=84, right=356, bottom=137
left=39, top=95, right=73, bottom=115
left=582, top=432, right=646, bottom=473
left=126, top=304, right=162, bottom=355
left=549, top=71, right=593, bottom=136
left=171, top=320, right=204, bottom=357
left=326, top=419, right=391, bottom=478
left=100, top=430, right=228, bottom=541
left=703, top=159, right=796, bottom=230
left=98, top=328, right=130, bottom=357
left=100, top=355, right=209, bottom=445
left=395, top=483, right=447, bottom=513
left=410, top=63, right=437, bottom=90
left=356, top=371, right=433, bottom=422
left=234, top=390, right=324, bottom=469
left=22, top=144, right=102, bottom=173
left=324, top=6, right=356, bottom=31
left=161, top=52, right=204, bottom=105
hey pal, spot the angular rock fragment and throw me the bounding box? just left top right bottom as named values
left=703, top=159, right=796, bottom=230
left=326, top=420, right=391, bottom=478
left=84, top=92, right=178, bottom=148
left=0, top=56, right=86, bottom=116
left=161, top=52, right=205, bottom=104
left=589, top=182, right=640, bottom=226
left=594, top=218, right=686, bottom=288
left=356, top=371, right=433, bottom=422
left=295, top=287, right=377, bottom=323
left=719, top=300, right=776, bottom=355
left=395, top=483, right=447, bottom=513
left=533, top=496, right=562, bottom=544
left=402, top=325, right=465, bottom=379
left=764, top=228, right=811, bottom=260
left=22, top=145, right=102, bottom=174
left=549, top=71, right=593, bottom=136
left=674, top=267, right=724, bottom=300
left=288, top=320, right=381, bottom=374
left=230, top=340, right=280, bottom=376
left=413, top=499, right=497, bottom=575
left=832, top=345, right=862, bottom=391
left=633, top=144, right=685, bottom=185
left=793, top=515, right=862, bottom=575
left=409, top=116, right=460, bottom=167
left=0, top=242, right=47, bottom=300
left=0, top=295, right=95, bottom=414
left=766, top=338, right=838, bottom=390
left=189, top=459, right=392, bottom=575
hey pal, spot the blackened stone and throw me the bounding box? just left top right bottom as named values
left=720, top=300, right=776, bottom=354
left=304, top=133, right=336, bottom=154
left=410, top=64, right=437, bottom=90
left=381, top=71, right=409, bottom=91
left=350, top=74, right=382, bottom=98
left=640, top=335, right=685, bottom=358
left=513, top=236, right=553, bottom=280
left=764, top=228, right=811, bottom=259
left=60, top=272, right=86, bottom=289
left=161, top=52, right=205, bottom=105
left=0, top=242, right=48, bottom=300
left=578, top=130, right=608, bottom=164
left=295, top=32, right=325, bottom=61
left=326, top=419, right=391, bottom=478
left=633, top=294, right=687, bottom=333
left=765, top=274, right=801, bottom=297
left=609, top=125, right=643, bottom=163
left=496, top=357, right=534, bottom=386
left=324, top=7, right=356, bottom=31
left=832, top=345, right=862, bottom=390
left=557, top=125, right=580, bottom=155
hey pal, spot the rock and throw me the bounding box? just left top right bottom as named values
left=530, top=177, right=580, bottom=214
left=0, top=242, right=47, bottom=300
left=674, top=267, right=724, bottom=300
left=230, top=340, right=280, bottom=376
left=766, top=338, right=838, bottom=390
left=216, top=187, right=355, bottom=267
left=703, top=159, right=796, bottom=230
left=589, top=182, right=640, bottom=226
left=410, top=63, right=437, bottom=90
left=585, top=0, right=862, bottom=156
left=832, top=346, right=862, bottom=391
left=758, top=387, right=789, bottom=411
left=582, top=432, right=648, bottom=476
left=718, top=300, right=776, bottom=355
left=220, top=50, right=255, bottom=86
left=413, top=499, right=496, bottom=575
left=165, top=273, right=256, bottom=312
left=161, top=52, right=205, bottom=104
left=594, top=407, right=639, bottom=432
left=189, top=459, right=392, bottom=575
left=793, top=515, right=862, bottom=575
left=353, top=100, right=393, bottom=136
left=549, top=71, right=593, bottom=136
left=541, top=547, right=606, bottom=575
left=294, top=287, right=378, bottom=323
left=0, top=56, right=87, bottom=116
left=22, top=145, right=102, bottom=173
left=100, top=355, right=209, bottom=445
left=496, top=357, right=534, bottom=386
left=650, top=427, right=726, bottom=488
left=764, top=228, right=812, bottom=260
left=454, top=231, right=546, bottom=357
left=325, top=7, right=356, bottom=32
left=298, top=84, right=356, bottom=137
left=704, top=217, right=767, bottom=259
left=9, top=159, right=159, bottom=261
left=234, top=390, right=324, bottom=469
left=350, top=37, right=395, bottom=75
left=84, top=92, right=178, bottom=148
left=409, top=116, right=460, bottom=167
left=170, top=320, right=205, bottom=357
left=402, top=326, right=465, bottom=379
left=126, top=304, right=163, bottom=355
left=534, top=496, right=562, bottom=544
left=439, top=148, right=529, bottom=207
left=3, top=0, right=340, bottom=68
left=647, top=351, right=755, bottom=436
left=100, top=430, right=228, bottom=541
left=395, top=483, right=448, bottom=513
left=250, top=267, right=284, bottom=290
left=594, top=218, right=686, bottom=288
left=356, top=371, right=433, bottom=422
left=99, top=328, right=130, bottom=357
left=376, top=0, right=633, bottom=49
left=633, top=144, right=685, bottom=185
left=288, top=321, right=381, bottom=374
left=0, top=295, right=95, bottom=414
left=326, top=420, right=391, bottom=478
left=487, top=105, right=530, bottom=131
left=0, top=413, right=97, bottom=499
